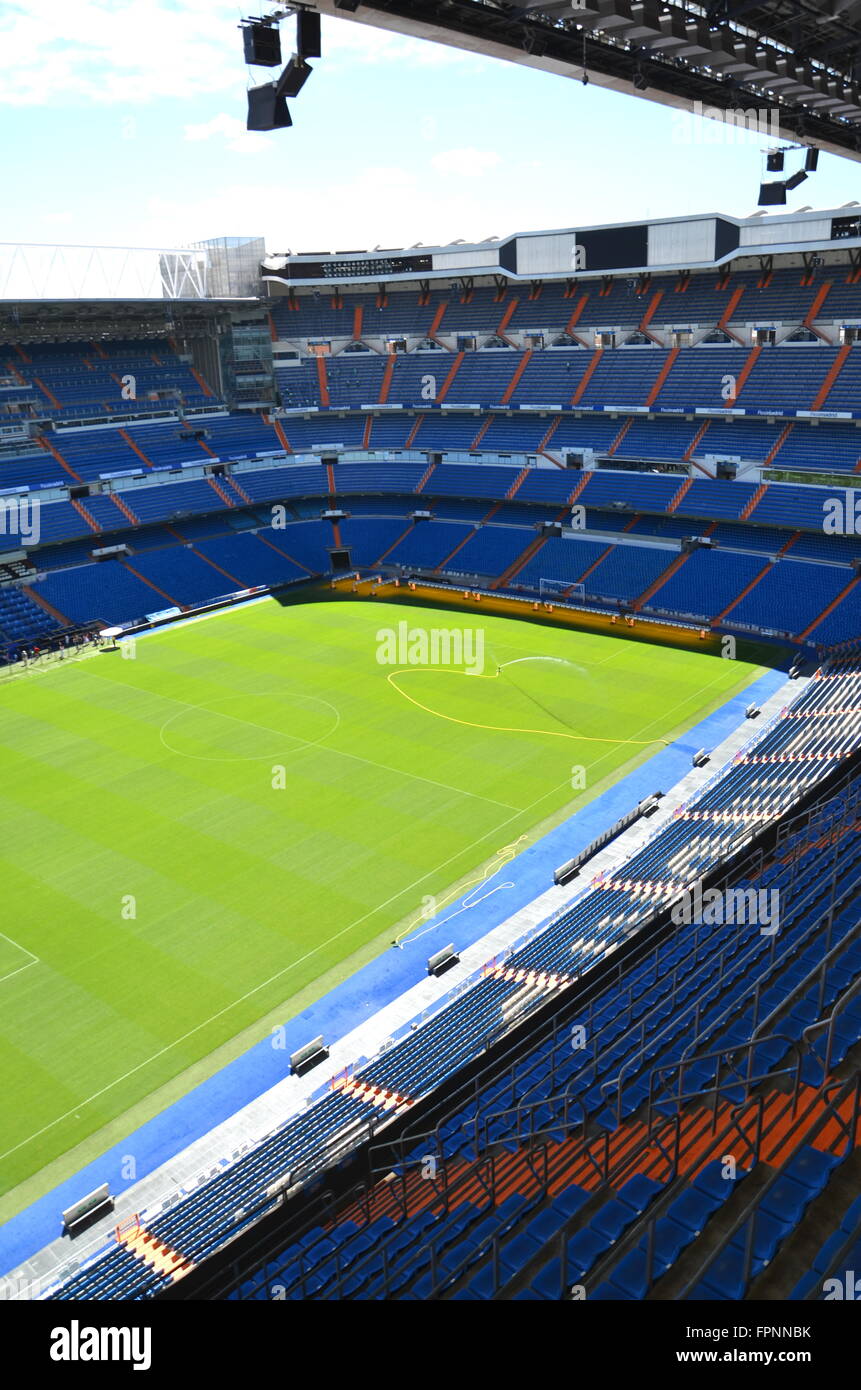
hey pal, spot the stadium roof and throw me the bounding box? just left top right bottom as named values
left=316, top=0, right=861, bottom=162
left=261, top=203, right=861, bottom=286
left=0, top=241, right=263, bottom=304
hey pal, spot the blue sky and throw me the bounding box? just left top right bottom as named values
left=2, top=0, right=859, bottom=255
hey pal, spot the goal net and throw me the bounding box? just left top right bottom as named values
left=538, top=578, right=585, bottom=602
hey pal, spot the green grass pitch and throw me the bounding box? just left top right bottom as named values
left=0, top=598, right=762, bottom=1214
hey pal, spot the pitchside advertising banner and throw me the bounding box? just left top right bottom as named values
left=7, top=1295, right=858, bottom=1373
left=514, top=404, right=861, bottom=420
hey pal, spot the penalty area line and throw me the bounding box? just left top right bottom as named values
left=0, top=932, right=40, bottom=985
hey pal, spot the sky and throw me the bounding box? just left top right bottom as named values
left=2, top=0, right=860, bottom=257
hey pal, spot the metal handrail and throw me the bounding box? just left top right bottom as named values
left=676, top=1072, right=861, bottom=1301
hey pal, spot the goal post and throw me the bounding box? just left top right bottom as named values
left=538, top=578, right=584, bottom=603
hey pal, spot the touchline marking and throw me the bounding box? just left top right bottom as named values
left=0, top=647, right=102, bottom=685
left=0, top=932, right=39, bottom=985
left=309, top=741, right=521, bottom=812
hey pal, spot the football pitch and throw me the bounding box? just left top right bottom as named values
left=0, top=598, right=763, bottom=1213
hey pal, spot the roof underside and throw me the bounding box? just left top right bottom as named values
left=316, top=0, right=861, bottom=161
left=0, top=300, right=233, bottom=343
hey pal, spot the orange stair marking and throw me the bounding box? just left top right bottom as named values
left=111, top=493, right=140, bottom=525
left=70, top=498, right=100, bottom=534
left=570, top=348, right=602, bottom=406
left=718, top=285, right=746, bottom=344
left=428, top=302, right=447, bottom=340
left=492, top=530, right=549, bottom=590
left=811, top=343, right=851, bottom=411
left=607, top=416, right=634, bottom=456
left=38, top=435, right=82, bottom=482
left=118, top=427, right=154, bottom=469
left=800, top=574, right=860, bottom=640
left=405, top=415, right=424, bottom=448
left=207, top=476, right=234, bottom=508
left=496, top=297, right=518, bottom=342
left=315, top=356, right=330, bottom=407
left=644, top=346, right=679, bottom=408
left=667, top=476, right=693, bottom=513
left=633, top=549, right=691, bottom=611
left=506, top=467, right=529, bottom=500
left=739, top=480, right=768, bottom=520
left=469, top=414, right=495, bottom=451
left=500, top=350, right=532, bottom=405
left=764, top=421, right=794, bottom=466
left=714, top=558, right=773, bottom=622
left=378, top=353, right=396, bottom=404
left=436, top=351, right=464, bottom=404
left=121, top=561, right=183, bottom=608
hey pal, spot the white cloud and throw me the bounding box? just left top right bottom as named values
left=183, top=112, right=272, bottom=155
left=430, top=148, right=503, bottom=177
left=0, top=1, right=489, bottom=107
left=0, top=0, right=249, bottom=106
left=130, top=154, right=536, bottom=254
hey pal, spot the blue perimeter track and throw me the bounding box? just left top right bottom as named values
left=0, top=663, right=787, bottom=1276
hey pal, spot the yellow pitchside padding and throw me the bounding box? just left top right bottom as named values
left=327, top=574, right=724, bottom=656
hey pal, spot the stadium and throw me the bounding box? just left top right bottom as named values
left=1, top=0, right=861, bottom=1326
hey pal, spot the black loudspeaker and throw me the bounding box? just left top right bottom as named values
left=766, top=149, right=784, bottom=172
left=280, top=55, right=313, bottom=98
left=242, top=22, right=281, bottom=67
left=805, top=148, right=819, bottom=172
left=298, top=11, right=322, bottom=58
left=785, top=169, right=807, bottom=191
left=758, top=181, right=786, bottom=206
left=247, top=83, right=292, bottom=131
